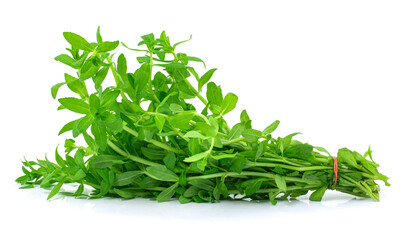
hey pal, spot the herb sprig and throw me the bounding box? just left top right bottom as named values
left=16, top=28, right=390, bottom=203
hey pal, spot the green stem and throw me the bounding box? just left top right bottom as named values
left=107, top=140, right=164, bottom=167
left=228, top=184, right=321, bottom=195
left=187, top=171, right=319, bottom=184
left=122, top=125, right=185, bottom=155
left=170, top=51, right=208, bottom=106
left=246, top=161, right=332, bottom=172
left=222, top=136, right=246, bottom=146
left=149, top=51, right=161, bottom=103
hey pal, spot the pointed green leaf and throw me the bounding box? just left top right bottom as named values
left=96, top=26, right=103, bottom=44
left=242, top=129, right=262, bottom=142
left=220, top=93, right=238, bottom=115
left=47, top=180, right=64, bottom=200
left=157, top=182, right=179, bottom=202
left=154, top=114, right=166, bottom=132
left=114, top=171, right=143, bottom=186
left=183, top=150, right=209, bottom=163
left=198, top=68, right=217, bottom=92
left=309, top=185, right=328, bottom=201
left=58, top=119, right=78, bottom=135
left=245, top=179, right=263, bottom=196
left=96, top=41, right=119, bottom=52
left=163, top=152, right=176, bottom=170
left=145, top=166, right=179, bottom=182
left=275, top=175, right=287, bottom=192
left=58, top=97, right=90, bottom=114
left=183, top=130, right=210, bottom=140
left=91, top=155, right=126, bottom=168
left=54, top=54, right=76, bottom=68
left=51, top=82, right=66, bottom=99
left=72, top=169, right=86, bottom=181
left=63, top=32, right=94, bottom=51
left=263, top=120, right=280, bottom=135
left=206, top=82, right=223, bottom=106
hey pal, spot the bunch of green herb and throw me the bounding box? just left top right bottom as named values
left=16, top=28, right=390, bottom=203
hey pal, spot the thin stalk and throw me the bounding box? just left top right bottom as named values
left=187, top=171, right=320, bottom=184
left=222, top=136, right=246, bottom=146
left=122, top=125, right=185, bottom=155
left=246, top=161, right=332, bottom=172
left=228, top=184, right=322, bottom=195
left=149, top=51, right=161, bottom=103
left=107, top=140, right=164, bottom=167
left=170, top=51, right=208, bottom=106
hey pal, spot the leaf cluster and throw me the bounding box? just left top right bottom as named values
left=16, top=28, right=390, bottom=203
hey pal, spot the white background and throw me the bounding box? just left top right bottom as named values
left=1, top=0, right=405, bottom=239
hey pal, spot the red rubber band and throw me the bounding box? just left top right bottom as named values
left=333, top=156, right=338, bottom=185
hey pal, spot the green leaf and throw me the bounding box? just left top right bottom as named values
left=228, top=122, right=245, bottom=140
left=245, top=179, right=263, bottom=196
left=198, top=68, right=217, bottom=92
left=154, top=115, right=166, bottom=132
left=93, top=66, right=109, bottom=89
left=263, top=120, right=280, bottom=135
left=314, top=146, right=331, bottom=156
left=58, top=119, right=78, bottom=135
left=220, top=93, right=238, bottom=115
left=141, top=147, right=167, bottom=161
left=91, top=123, right=107, bottom=150
left=338, top=148, right=360, bottom=169
left=117, top=54, right=127, bottom=78
left=169, top=103, right=184, bottom=113
left=230, top=156, right=246, bottom=174
left=58, top=97, right=90, bottom=114
left=240, top=110, right=250, bottom=122
left=47, top=180, right=64, bottom=200
left=210, top=153, right=237, bottom=160
left=168, top=112, right=195, bottom=130
left=183, top=150, right=209, bottom=163
left=55, top=147, right=66, bottom=167
left=189, top=179, right=215, bottom=191
left=183, top=186, right=200, bottom=198
left=72, top=169, right=86, bottom=181
left=114, top=171, right=143, bottom=186
left=96, top=26, right=103, bottom=44
left=96, top=41, right=119, bottom=52
left=163, top=152, right=176, bottom=170
left=74, top=149, right=86, bottom=170
left=63, top=32, right=94, bottom=51
left=73, top=183, right=84, bottom=197
left=54, top=54, right=76, bottom=68
left=242, top=129, right=262, bottom=142
left=145, top=166, right=178, bottom=182
left=255, top=141, right=267, bottom=160
left=173, top=34, right=192, bottom=49
left=179, top=195, right=192, bottom=204
left=194, top=122, right=216, bottom=137
left=157, top=182, right=179, bottom=202
left=83, top=131, right=97, bottom=152
left=284, top=143, right=314, bottom=161
left=183, top=130, right=210, bottom=140
left=206, top=82, right=223, bottom=106
left=275, top=175, right=287, bottom=192
left=51, top=82, right=66, bottom=99
left=91, top=155, right=126, bottom=168
left=101, top=90, right=120, bottom=108
left=65, top=73, right=88, bottom=98
left=79, top=60, right=99, bottom=81
left=73, top=114, right=93, bottom=137
left=309, top=185, right=328, bottom=201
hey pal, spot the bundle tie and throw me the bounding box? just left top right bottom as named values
left=333, top=156, right=338, bottom=185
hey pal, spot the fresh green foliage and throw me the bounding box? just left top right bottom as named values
left=16, top=28, right=390, bottom=204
